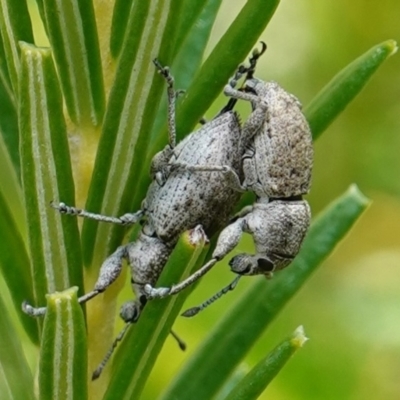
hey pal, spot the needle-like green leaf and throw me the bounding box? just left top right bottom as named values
left=38, top=0, right=105, bottom=128
left=0, top=0, right=33, bottom=94
left=305, top=40, right=398, bottom=139
left=0, top=295, right=35, bottom=400
left=0, top=190, right=38, bottom=343
left=18, top=42, right=84, bottom=310
left=224, top=326, right=308, bottom=400
left=39, top=287, right=87, bottom=400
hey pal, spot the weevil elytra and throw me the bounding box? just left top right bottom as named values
left=146, top=45, right=313, bottom=316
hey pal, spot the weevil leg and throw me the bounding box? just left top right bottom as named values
left=50, top=201, right=144, bottom=225
left=23, top=245, right=130, bottom=317
left=145, top=218, right=247, bottom=299
left=151, top=59, right=187, bottom=184
left=153, top=59, right=179, bottom=150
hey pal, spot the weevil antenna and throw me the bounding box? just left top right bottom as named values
left=92, top=322, right=132, bottom=380
left=181, top=275, right=241, bottom=317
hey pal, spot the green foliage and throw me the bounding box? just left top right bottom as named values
left=0, top=0, right=396, bottom=399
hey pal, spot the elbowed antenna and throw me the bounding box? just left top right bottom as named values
left=181, top=275, right=242, bottom=317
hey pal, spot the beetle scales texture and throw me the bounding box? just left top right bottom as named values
left=143, top=111, right=242, bottom=243
left=147, top=51, right=314, bottom=312
left=242, top=80, right=313, bottom=198
left=128, top=110, right=242, bottom=298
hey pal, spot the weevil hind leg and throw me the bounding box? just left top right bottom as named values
left=22, top=244, right=131, bottom=317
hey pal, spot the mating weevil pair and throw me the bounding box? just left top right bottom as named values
left=146, top=43, right=313, bottom=314
left=23, top=43, right=313, bottom=377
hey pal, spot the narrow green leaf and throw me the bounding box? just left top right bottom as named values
left=305, top=40, right=398, bottom=139
left=175, top=0, right=280, bottom=140
left=0, top=0, right=34, bottom=94
left=19, top=42, right=84, bottom=309
left=0, top=295, right=35, bottom=400
left=39, top=287, right=87, bottom=400
left=161, top=185, right=369, bottom=400
left=173, top=1, right=209, bottom=57
left=0, top=133, right=25, bottom=233
left=0, top=29, right=13, bottom=95
left=103, top=227, right=208, bottom=399
left=40, top=0, right=105, bottom=127
left=224, top=326, right=308, bottom=400
left=0, top=33, right=23, bottom=228
left=173, top=0, right=224, bottom=90
left=82, top=0, right=185, bottom=269
left=0, top=76, right=19, bottom=178
left=0, top=190, right=38, bottom=344
left=109, top=0, right=134, bottom=58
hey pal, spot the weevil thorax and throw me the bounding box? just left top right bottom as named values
left=246, top=79, right=313, bottom=199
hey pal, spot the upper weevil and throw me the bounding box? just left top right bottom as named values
left=146, top=44, right=314, bottom=315
left=23, top=59, right=245, bottom=322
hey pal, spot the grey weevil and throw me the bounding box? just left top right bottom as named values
left=146, top=45, right=313, bottom=315
left=22, top=58, right=252, bottom=376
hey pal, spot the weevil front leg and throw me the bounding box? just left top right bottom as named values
left=50, top=201, right=144, bottom=225
left=150, top=59, right=186, bottom=185
left=145, top=217, right=249, bottom=299
left=23, top=245, right=130, bottom=317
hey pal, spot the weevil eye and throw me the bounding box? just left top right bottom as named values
left=257, top=258, right=274, bottom=273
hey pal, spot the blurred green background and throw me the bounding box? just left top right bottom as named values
left=17, top=1, right=400, bottom=399
left=141, top=2, right=400, bottom=399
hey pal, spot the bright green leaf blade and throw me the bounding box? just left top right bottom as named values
left=175, top=0, right=280, bottom=140
left=0, top=132, right=25, bottom=234
left=174, top=0, right=224, bottom=90
left=0, top=33, right=20, bottom=176
left=40, top=0, right=105, bottom=127
left=305, top=40, right=398, bottom=139
left=0, top=190, right=39, bottom=343
left=19, top=43, right=84, bottom=309
left=104, top=228, right=208, bottom=399
left=0, top=295, right=35, bottom=400
left=0, top=81, right=19, bottom=177
left=161, top=184, right=369, bottom=400
left=224, top=326, right=308, bottom=400
left=39, top=287, right=87, bottom=400
left=82, top=0, right=184, bottom=269
left=173, top=1, right=209, bottom=57
left=109, top=0, right=134, bottom=58
left=0, top=0, right=34, bottom=94
left=0, top=28, right=13, bottom=93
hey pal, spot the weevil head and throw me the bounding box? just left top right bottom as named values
left=120, top=299, right=144, bottom=323
left=229, top=253, right=275, bottom=278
